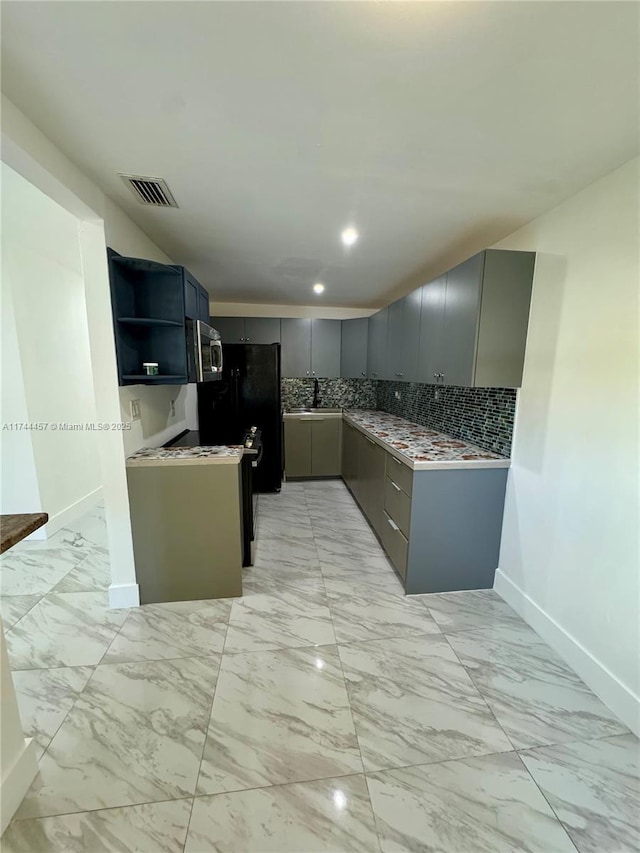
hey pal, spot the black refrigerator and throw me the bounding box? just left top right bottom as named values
left=197, top=343, right=282, bottom=493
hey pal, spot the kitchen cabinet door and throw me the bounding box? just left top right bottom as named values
left=244, top=317, right=281, bottom=344
left=284, top=418, right=312, bottom=477
left=401, top=288, right=422, bottom=383
left=212, top=317, right=245, bottom=343
left=367, top=307, right=388, bottom=380
left=281, top=318, right=312, bottom=377
left=311, top=319, right=341, bottom=378
left=386, top=299, right=404, bottom=381
left=183, top=272, right=199, bottom=320
left=416, top=274, right=446, bottom=384
left=311, top=418, right=342, bottom=476
left=342, top=421, right=359, bottom=493
left=359, top=434, right=386, bottom=535
left=198, top=286, right=210, bottom=324
left=341, top=318, right=369, bottom=379
left=441, top=253, right=484, bottom=387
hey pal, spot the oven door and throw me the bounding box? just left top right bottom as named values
left=196, top=321, right=223, bottom=382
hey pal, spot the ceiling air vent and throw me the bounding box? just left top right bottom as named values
left=119, top=174, right=178, bottom=207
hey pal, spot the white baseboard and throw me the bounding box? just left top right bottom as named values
left=43, top=486, right=104, bottom=538
left=494, top=569, right=640, bottom=737
left=0, top=737, right=38, bottom=835
left=109, top=583, right=139, bottom=610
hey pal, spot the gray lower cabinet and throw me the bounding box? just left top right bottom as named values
left=367, top=307, right=388, bottom=380
left=283, top=417, right=312, bottom=477
left=284, top=416, right=342, bottom=477
left=342, top=420, right=360, bottom=494
left=357, top=433, right=386, bottom=533
left=341, top=318, right=369, bottom=379
left=342, top=419, right=508, bottom=593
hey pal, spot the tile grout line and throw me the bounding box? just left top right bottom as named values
left=306, top=481, right=386, bottom=853
left=511, top=751, right=582, bottom=853
left=182, top=603, right=233, bottom=851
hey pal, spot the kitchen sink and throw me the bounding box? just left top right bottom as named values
left=287, top=407, right=342, bottom=414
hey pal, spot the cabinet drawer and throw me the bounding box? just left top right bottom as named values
left=385, top=453, right=413, bottom=496
left=384, top=476, right=411, bottom=538
left=381, top=511, right=408, bottom=579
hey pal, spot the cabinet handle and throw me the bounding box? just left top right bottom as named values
left=361, top=371, right=366, bottom=377
left=398, top=373, right=403, bottom=378
left=306, top=371, right=310, bottom=376
left=390, top=480, right=401, bottom=491
left=433, top=373, right=438, bottom=379
left=245, top=337, right=250, bottom=342
left=387, top=517, right=400, bottom=532
left=312, top=371, right=316, bottom=376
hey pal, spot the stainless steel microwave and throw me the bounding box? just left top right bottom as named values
left=188, top=320, right=223, bottom=382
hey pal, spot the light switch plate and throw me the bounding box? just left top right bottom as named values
left=170, top=400, right=176, bottom=417
left=130, top=399, right=141, bottom=420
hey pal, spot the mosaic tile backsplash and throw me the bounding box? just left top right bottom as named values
left=376, top=381, right=516, bottom=457
left=282, top=378, right=377, bottom=410
left=282, top=377, right=516, bottom=456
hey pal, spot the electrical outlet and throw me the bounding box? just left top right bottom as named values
left=434, top=388, right=441, bottom=402
left=170, top=399, right=176, bottom=417
left=394, top=390, right=401, bottom=400
left=130, top=398, right=141, bottom=421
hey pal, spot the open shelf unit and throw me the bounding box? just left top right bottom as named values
left=108, top=249, right=188, bottom=386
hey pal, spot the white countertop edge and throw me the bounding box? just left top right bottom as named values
left=282, top=411, right=343, bottom=420
left=342, top=412, right=511, bottom=471
left=126, top=454, right=243, bottom=467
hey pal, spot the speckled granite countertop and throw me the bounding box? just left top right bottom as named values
left=344, top=410, right=510, bottom=470
left=126, top=445, right=244, bottom=466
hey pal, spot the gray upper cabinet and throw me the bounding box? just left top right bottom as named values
left=311, top=319, right=341, bottom=378
left=473, top=250, right=535, bottom=387
left=243, top=317, right=281, bottom=344
left=386, top=299, right=404, bottom=381
left=441, top=253, right=485, bottom=386
left=387, top=290, right=422, bottom=382
left=211, top=317, right=280, bottom=344
left=367, top=307, right=388, bottom=380
left=341, top=317, right=369, bottom=379
left=211, top=316, right=245, bottom=342
left=417, top=274, right=447, bottom=384
left=417, top=250, right=535, bottom=388
left=281, top=318, right=341, bottom=377
left=281, top=318, right=312, bottom=377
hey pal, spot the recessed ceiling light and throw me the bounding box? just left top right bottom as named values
left=313, top=282, right=325, bottom=294
left=341, top=227, right=359, bottom=246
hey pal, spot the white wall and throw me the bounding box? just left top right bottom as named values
left=0, top=261, right=42, bottom=528
left=0, top=94, right=199, bottom=607
left=0, top=625, right=38, bottom=833
left=493, top=157, right=640, bottom=734
left=1, top=163, right=101, bottom=534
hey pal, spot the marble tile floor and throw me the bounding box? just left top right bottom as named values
left=1, top=482, right=638, bottom=852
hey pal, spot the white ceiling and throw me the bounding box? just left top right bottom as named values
left=2, top=2, right=638, bottom=307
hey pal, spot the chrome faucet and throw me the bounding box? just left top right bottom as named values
left=312, top=378, right=322, bottom=408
